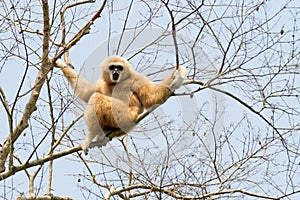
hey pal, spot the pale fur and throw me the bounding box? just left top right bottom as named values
left=57, top=56, right=187, bottom=153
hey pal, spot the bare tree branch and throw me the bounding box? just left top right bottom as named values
left=1, top=1, right=299, bottom=199
left=0, top=0, right=52, bottom=173
left=51, top=0, right=107, bottom=63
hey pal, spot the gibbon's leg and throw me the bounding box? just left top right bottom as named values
left=55, top=59, right=95, bottom=103
left=82, top=96, right=107, bottom=153
left=82, top=93, right=139, bottom=152
left=137, top=65, right=187, bottom=108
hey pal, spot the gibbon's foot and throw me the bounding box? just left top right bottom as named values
left=169, top=65, right=188, bottom=92
left=94, top=135, right=111, bottom=147
left=81, top=135, right=111, bottom=155
left=81, top=142, right=90, bottom=155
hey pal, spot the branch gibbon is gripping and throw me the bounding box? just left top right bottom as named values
left=56, top=56, right=187, bottom=153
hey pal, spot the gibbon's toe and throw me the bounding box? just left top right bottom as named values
left=81, top=142, right=89, bottom=154
left=95, top=135, right=111, bottom=147
left=102, top=136, right=111, bottom=146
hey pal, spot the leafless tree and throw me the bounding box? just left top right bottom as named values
left=0, top=0, right=299, bottom=199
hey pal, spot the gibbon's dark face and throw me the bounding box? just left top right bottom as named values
left=109, top=64, right=124, bottom=82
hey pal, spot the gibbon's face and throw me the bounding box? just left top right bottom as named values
left=101, top=56, right=132, bottom=84
left=109, top=64, right=124, bottom=82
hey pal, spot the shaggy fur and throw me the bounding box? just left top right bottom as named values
left=58, top=56, right=187, bottom=152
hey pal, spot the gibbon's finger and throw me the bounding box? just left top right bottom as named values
left=65, top=62, right=74, bottom=69
left=169, top=65, right=187, bottom=91
left=52, top=59, right=62, bottom=68
left=55, top=59, right=74, bottom=69
left=177, top=65, right=188, bottom=78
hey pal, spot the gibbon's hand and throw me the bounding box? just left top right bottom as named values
left=169, top=65, right=187, bottom=92
left=55, top=59, right=74, bottom=69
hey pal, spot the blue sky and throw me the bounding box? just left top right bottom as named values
left=1, top=0, right=299, bottom=199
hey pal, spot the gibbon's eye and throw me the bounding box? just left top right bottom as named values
left=109, top=65, right=123, bottom=71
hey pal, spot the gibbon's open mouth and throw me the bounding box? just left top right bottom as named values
left=112, top=73, right=119, bottom=81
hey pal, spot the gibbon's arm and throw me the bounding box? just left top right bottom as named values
left=134, top=66, right=187, bottom=109
left=55, top=59, right=96, bottom=103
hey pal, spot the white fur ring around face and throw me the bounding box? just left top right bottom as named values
left=169, top=65, right=187, bottom=91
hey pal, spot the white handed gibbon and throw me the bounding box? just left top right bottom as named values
left=56, top=56, right=187, bottom=153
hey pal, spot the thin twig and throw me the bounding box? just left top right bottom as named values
left=161, top=0, right=179, bottom=68
left=51, top=0, right=107, bottom=63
